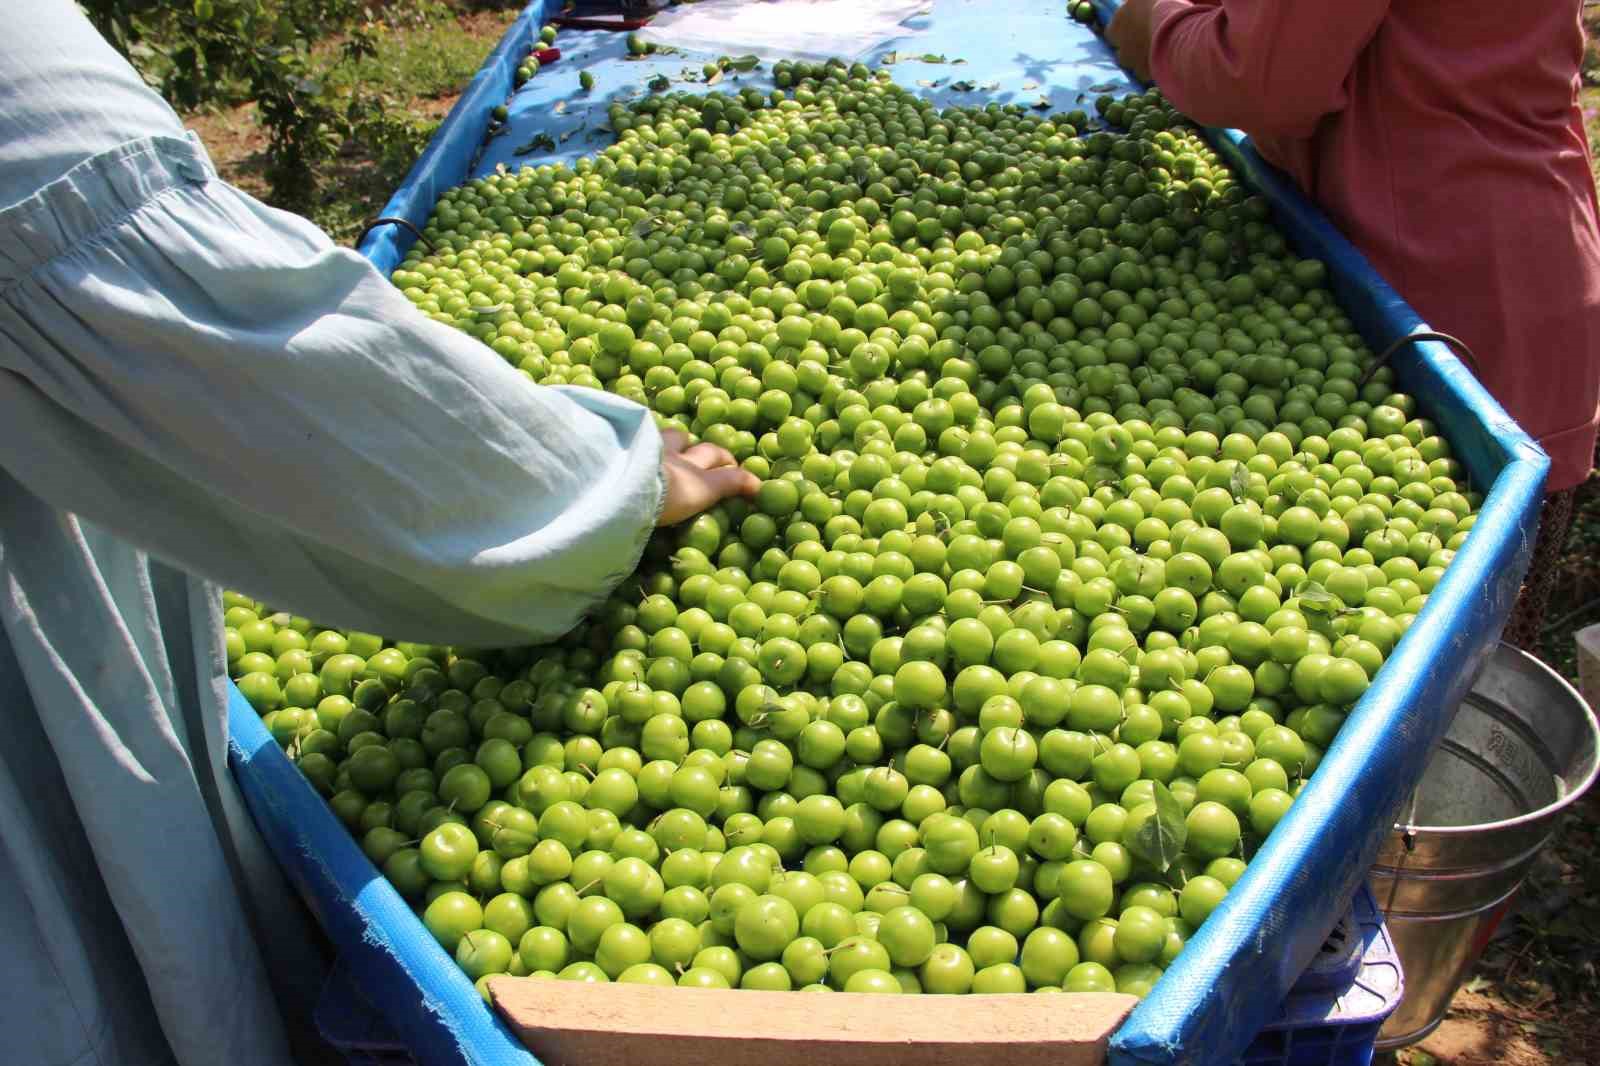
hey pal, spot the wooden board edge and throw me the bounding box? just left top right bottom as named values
left=489, top=977, right=1139, bottom=1066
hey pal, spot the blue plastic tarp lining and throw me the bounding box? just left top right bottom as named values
left=221, top=2, right=1549, bottom=1065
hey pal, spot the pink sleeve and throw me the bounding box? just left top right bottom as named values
left=1148, top=0, right=1391, bottom=137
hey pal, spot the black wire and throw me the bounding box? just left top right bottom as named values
left=1358, top=330, right=1482, bottom=388
left=355, top=216, right=434, bottom=253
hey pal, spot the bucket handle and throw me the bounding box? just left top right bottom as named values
left=1380, top=789, right=1422, bottom=918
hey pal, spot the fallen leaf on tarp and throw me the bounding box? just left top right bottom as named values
left=705, top=68, right=723, bottom=86
left=951, top=80, right=975, bottom=92
left=730, top=54, right=760, bottom=71
left=880, top=51, right=898, bottom=65
left=513, top=132, right=556, bottom=155
left=552, top=100, right=566, bottom=114
left=1087, top=81, right=1120, bottom=92
left=981, top=81, right=1000, bottom=91
left=1022, top=80, right=1038, bottom=90
left=1032, top=95, right=1050, bottom=110
left=918, top=53, right=947, bottom=63
left=648, top=74, right=670, bottom=92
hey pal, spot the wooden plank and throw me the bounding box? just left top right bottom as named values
left=489, top=978, right=1138, bottom=1066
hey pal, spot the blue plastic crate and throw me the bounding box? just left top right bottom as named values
left=1236, top=887, right=1404, bottom=1066
left=307, top=886, right=1402, bottom=1066
left=1291, top=906, right=1366, bottom=997
left=225, top=2, right=1543, bottom=1065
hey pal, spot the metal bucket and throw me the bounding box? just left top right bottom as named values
left=1369, top=643, right=1600, bottom=1049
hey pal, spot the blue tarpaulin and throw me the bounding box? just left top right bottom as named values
left=225, top=3, right=1548, bottom=1064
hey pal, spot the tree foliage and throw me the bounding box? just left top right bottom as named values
left=80, top=0, right=413, bottom=212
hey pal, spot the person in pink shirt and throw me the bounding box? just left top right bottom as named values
left=1108, top=0, right=1600, bottom=649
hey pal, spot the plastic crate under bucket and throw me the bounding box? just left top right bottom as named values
left=1370, top=643, right=1600, bottom=1049
left=315, top=886, right=1401, bottom=1066
left=1236, top=885, right=1403, bottom=1066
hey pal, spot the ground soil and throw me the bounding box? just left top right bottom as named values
left=1389, top=987, right=1597, bottom=1066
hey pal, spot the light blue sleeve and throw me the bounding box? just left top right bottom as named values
left=0, top=137, right=666, bottom=646
left=0, top=1, right=668, bottom=649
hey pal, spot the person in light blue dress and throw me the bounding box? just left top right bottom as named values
left=0, top=3, right=757, bottom=1062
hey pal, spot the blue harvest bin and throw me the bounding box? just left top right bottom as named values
left=227, top=3, right=1546, bottom=1065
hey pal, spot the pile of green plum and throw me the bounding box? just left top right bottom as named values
left=228, top=60, right=1477, bottom=1002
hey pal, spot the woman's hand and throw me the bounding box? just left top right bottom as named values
left=657, top=427, right=761, bottom=526
left=1107, top=0, right=1159, bottom=82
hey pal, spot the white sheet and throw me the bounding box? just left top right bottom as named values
left=639, top=0, right=931, bottom=61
